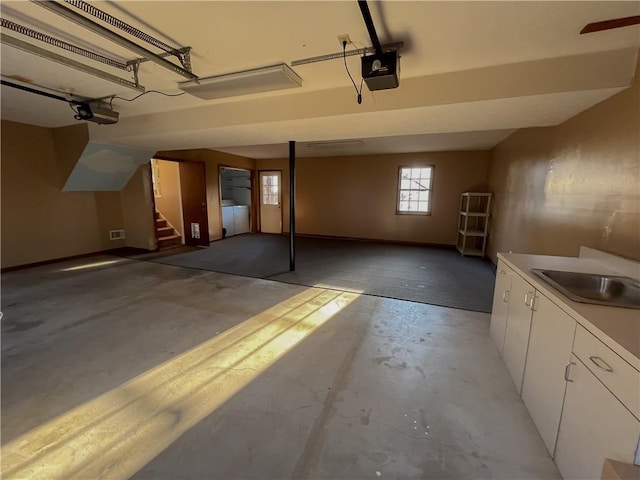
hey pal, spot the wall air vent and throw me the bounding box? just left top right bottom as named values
left=109, top=229, right=125, bottom=240
left=178, top=63, right=302, bottom=100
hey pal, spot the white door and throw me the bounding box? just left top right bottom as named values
left=521, top=294, right=576, bottom=455
left=502, top=273, right=535, bottom=394
left=555, top=355, right=640, bottom=480
left=259, top=171, right=282, bottom=234
left=489, top=261, right=513, bottom=355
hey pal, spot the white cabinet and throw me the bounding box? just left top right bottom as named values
left=555, top=354, right=640, bottom=480
left=502, top=273, right=535, bottom=394
left=521, top=294, right=576, bottom=455
left=491, top=254, right=640, bottom=479
left=489, top=260, right=513, bottom=354
left=222, top=206, right=236, bottom=237
left=233, top=205, right=250, bottom=235
left=222, top=205, right=250, bottom=237
left=573, top=326, right=640, bottom=421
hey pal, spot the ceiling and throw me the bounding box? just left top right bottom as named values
left=1, top=1, right=639, bottom=158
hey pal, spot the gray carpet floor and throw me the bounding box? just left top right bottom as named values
left=132, top=234, right=496, bottom=313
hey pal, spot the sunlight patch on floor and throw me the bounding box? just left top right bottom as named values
left=60, top=259, right=122, bottom=272
left=1, top=287, right=359, bottom=480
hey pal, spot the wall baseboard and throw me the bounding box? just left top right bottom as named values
left=290, top=232, right=457, bottom=250
left=1, top=247, right=152, bottom=273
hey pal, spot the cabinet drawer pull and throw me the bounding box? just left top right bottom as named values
left=564, top=362, right=575, bottom=382
left=524, top=292, right=534, bottom=307
left=502, top=290, right=510, bottom=303
left=589, top=356, right=613, bottom=372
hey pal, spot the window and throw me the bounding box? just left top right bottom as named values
left=262, top=174, right=279, bottom=205
left=397, top=166, right=433, bottom=214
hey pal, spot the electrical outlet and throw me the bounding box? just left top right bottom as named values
left=337, top=34, right=352, bottom=46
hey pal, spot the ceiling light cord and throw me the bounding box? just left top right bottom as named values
left=108, top=89, right=185, bottom=109
left=342, top=41, right=363, bottom=104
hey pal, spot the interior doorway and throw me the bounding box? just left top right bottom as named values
left=259, top=171, right=282, bottom=234
left=219, top=167, right=252, bottom=238
left=179, top=161, right=210, bottom=247
left=150, top=158, right=209, bottom=249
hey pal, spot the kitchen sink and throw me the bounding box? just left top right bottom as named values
left=530, top=269, right=640, bottom=309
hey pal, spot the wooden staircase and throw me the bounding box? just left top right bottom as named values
left=155, top=211, right=182, bottom=250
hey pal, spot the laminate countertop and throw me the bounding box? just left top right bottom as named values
left=498, top=253, right=640, bottom=371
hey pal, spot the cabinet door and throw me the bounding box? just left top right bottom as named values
left=555, top=355, right=640, bottom=480
left=502, top=273, right=535, bottom=394
left=222, top=206, right=235, bottom=236
left=233, top=206, right=250, bottom=235
left=521, top=294, right=576, bottom=455
left=489, top=261, right=513, bottom=354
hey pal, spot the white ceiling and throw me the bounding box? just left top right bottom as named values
left=1, top=1, right=639, bottom=158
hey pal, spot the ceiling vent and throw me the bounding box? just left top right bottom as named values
left=179, top=63, right=302, bottom=100
left=306, top=140, right=365, bottom=149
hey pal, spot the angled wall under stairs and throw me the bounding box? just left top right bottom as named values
left=155, top=211, right=182, bottom=250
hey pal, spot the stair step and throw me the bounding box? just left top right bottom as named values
left=155, top=219, right=167, bottom=228
left=155, top=211, right=161, bottom=219
left=158, top=234, right=182, bottom=250
left=156, top=226, right=174, bottom=236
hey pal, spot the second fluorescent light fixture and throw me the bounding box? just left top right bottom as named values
left=179, top=63, right=302, bottom=100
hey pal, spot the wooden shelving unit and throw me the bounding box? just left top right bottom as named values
left=457, top=192, right=492, bottom=257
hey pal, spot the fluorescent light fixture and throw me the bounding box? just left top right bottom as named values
left=306, top=140, right=365, bottom=149
left=179, top=63, right=302, bottom=100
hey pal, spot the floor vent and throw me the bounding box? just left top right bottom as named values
left=109, top=229, right=125, bottom=240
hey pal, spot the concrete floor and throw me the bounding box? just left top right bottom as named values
left=1, top=256, right=561, bottom=479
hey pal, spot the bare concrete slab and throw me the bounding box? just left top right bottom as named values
left=1, top=256, right=559, bottom=479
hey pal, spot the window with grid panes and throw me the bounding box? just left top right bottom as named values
left=397, top=166, right=433, bottom=214
left=262, top=174, right=279, bottom=205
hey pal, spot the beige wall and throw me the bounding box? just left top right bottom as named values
left=487, top=63, right=640, bottom=262
left=157, top=149, right=256, bottom=241
left=121, top=164, right=156, bottom=250
left=154, top=159, right=183, bottom=235
left=51, top=123, right=89, bottom=187
left=257, top=151, right=490, bottom=244
left=1, top=121, right=126, bottom=268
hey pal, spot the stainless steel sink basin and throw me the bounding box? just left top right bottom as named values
left=530, top=269, right=640, bottom=309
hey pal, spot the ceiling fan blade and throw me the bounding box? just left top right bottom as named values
left=580, top=15, right=640, bottom=34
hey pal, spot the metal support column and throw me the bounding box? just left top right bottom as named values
left=289, top=140, right=296, bottom=272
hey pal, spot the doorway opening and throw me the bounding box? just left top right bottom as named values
left=219, top=167, right=252, bottom=238
left=151, top=158, right=210, bottom=249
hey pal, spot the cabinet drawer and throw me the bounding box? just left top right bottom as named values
left=573, top=325, right=640, bottom=420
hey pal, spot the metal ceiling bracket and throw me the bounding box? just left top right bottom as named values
left=1, top=32, right=145, bottom=92
left=178, top=48, right=192, bottom=72
left=32, top=0, right=198, bottom=81
left=291, top=42, right=403, bottom=66
left=128, top=59, right=141, bottom=88
left=132, top=47, right=192, bottom=72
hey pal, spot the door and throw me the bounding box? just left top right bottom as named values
left=179, top=161, right=209, bottom=246
left=259, top=171, right=282, bottom=234
left=521, top=294, right=576, bottom=455
left=555, top=355, right=640, bottom=480
left=502, top=273, right=535, bottom=394
left=489, top=261, right=513, bottom=355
